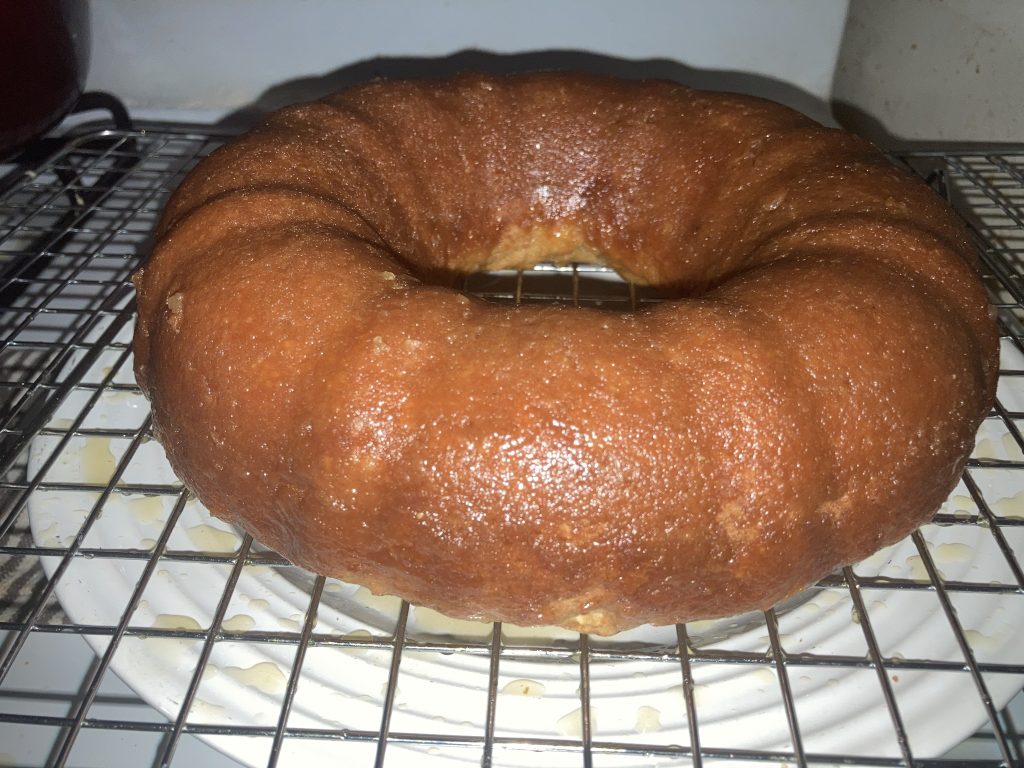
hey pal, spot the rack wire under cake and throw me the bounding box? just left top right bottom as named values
left=0, top=126, right=1023, bottom=768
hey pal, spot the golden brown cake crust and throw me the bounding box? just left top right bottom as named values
left=132, top=72, right=998, bottom=635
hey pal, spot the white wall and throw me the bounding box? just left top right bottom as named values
left=85, top=0, right=849, bottom=126
left=85, top=1, right=1022, bottom=142
left=833, top=0, right=1024, bottom=145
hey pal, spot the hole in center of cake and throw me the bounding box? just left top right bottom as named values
left=460, top=262, right=677, bottom=310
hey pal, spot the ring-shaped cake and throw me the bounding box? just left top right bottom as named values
left=133, top=72, right=998, bottom=634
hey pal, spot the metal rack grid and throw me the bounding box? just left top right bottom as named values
left=0, top=126, right=1022, bottom=768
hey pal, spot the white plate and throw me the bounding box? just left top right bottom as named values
left=25, top=333, right=1024, bottom=767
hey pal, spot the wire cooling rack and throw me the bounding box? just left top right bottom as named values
left=1, top=126, right=1023, bottom=768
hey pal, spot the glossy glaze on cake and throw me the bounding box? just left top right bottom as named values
left=132, top=73, right=998, bottom=634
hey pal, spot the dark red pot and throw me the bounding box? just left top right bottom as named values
left=0, top=0, right=90, bottom=158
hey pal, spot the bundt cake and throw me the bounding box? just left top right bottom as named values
left=132, top=72, right=998, bottom=635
